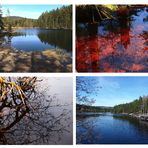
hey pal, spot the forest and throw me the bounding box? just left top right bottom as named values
left=0, top=6, right=3, bottom=33
left=38, top=5, right=72, bottom=29
left=77, top=95, right=148, bottom=114
left=113, top=96, right=148, bottom=114
left=3, top=16, right=37, bottom=28
left=0, top=5, right=72, bottom=33
left=77, top=104, right=112, bottom=112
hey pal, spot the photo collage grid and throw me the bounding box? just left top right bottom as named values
left=0, top=1, right=148, bottom=145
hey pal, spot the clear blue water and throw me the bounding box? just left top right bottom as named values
left=77, top=113, right=148, bottom=144
left=4, top=28, right=72, bottom=52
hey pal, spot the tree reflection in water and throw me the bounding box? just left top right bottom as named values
left=37, top=29, right=72, bottom=52
left=113, top=114, right=148, bottom=135
left=0, top=77, right=72, bottom=144
left=76, top=115, right=99, bottom=144
left=76, top=5, right=148, bottom=72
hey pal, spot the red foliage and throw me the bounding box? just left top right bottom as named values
left=76, top=6, right=148, bottom=72
left=76, top=30, right=148, bottom=72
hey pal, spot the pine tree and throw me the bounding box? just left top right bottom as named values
left=6, top=9, right=12, bottom=32
left=0, top=5, right=4, bottom=33
left=37, top=5, right=72, bottom=29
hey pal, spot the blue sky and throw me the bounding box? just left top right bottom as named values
left=77, top=76, right=148, bottom=107
left=1, top=5, right=65, bottom=19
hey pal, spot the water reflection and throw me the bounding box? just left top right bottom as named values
left=77, top=115, right=98, bottom=144
left=76, top=6, right=148, bottom=72
left=113, top=114, right=148, bottom=129
left=4, top=28, right=72, bottom=52
left=77, top=113, right=148, bottom=144
left=38, top=29, right=72, bottom=52
left=0, top=29, right=72, bottom=72
left=113, top=114, right=148, bottom=140
left=0, top=78, right=73, bottom=145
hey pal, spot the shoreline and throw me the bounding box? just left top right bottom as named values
left=0, top=47, right=72, bottom=72
left=76, top=111, right=148, bottom=122
left=0, top=27, right=72, bottom=37
left=3, top=27, right=72, bottom=32
left=129, top=113, right=148, bottom=122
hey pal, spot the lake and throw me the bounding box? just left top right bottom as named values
left=4, top=28, right=72, bottom=52
left=0, top=28, right=72, bottom=72
left=76, top=6, right=148, bottom=72
left=77, top=113, right=148, bottom=144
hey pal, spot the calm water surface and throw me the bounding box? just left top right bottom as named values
left=76, top=7, right=148, bottom=72
left=77, top=113, right=148, bottom=144
left=0, top=28, right=72, bottom=72
left=0, top=78, right=73, bottom=144
left=4, top=28, right=72, bottom=52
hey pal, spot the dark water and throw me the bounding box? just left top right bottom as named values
left=76, top=6, right=148, bottom=72
left=77, top=113, right=148, bottom=144
left=4, top=28, right=72, bottom=51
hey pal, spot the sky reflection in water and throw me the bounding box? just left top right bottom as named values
left=5, top=28, right=72, bottom=52
left=76, top=7, right=148, bottom=72
left=77, top=113, right=148, bottom=144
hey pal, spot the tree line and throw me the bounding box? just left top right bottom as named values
left=3, top=16, right=37, bottom=28
left=0, top=5, right=72, bottom=33
left=77, top=104, right=112, bottom=112
left=0, top=6, right=4, bottom=33
left=38, top=5, right=72, bottom=29
left=113, top=95, right=148, bottom=114
left=77, top=95, right=148, bottom=114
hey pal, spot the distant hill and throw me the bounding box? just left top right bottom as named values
left=2, top=5, right=72, bottom=29
left=3, top=16, right=37, bottom=20
left=77, top=95, right=148, bottom=114
left=76, top=104, right=113, bottom=112
left=2, top=16, right=37, bottom=28
left=3, top=16, right=24, bottom=19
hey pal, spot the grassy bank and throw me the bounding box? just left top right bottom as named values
left=0, top=47, right=72, bottom=72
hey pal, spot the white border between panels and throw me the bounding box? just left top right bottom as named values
left=0, top=0, right=147, bottom=4
left=0, top=73, right=73, bottom=77
left=0, top=0, right=148, bottom=147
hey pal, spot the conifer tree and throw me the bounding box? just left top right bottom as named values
left=0, top=5, right=4, bottom=32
